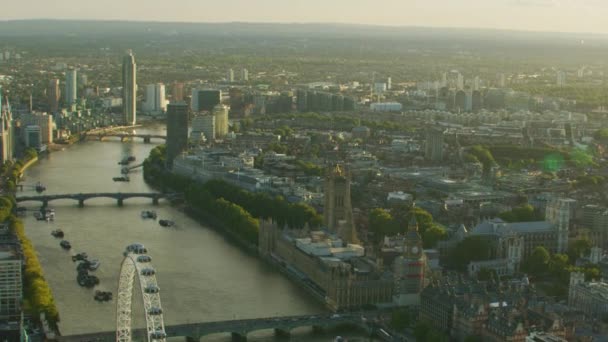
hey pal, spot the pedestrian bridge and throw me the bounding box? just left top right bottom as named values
left=16, top=192, right=176, bottom=207
left=85, top=132, right=166, bottom=143
left=58, top=313, right=371, bottom=342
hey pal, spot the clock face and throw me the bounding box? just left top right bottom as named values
left=412, top=246, right=419, bottom=254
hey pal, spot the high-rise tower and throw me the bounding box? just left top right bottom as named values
left=122, top=50, right=137, bottom=125
left=166, top=102, right=189, bottom=168
left=143, top=83, right=166, bottom=113
left=65, top=69, right=77, bottom=105
left=323, top=165, right=357, bottom=243
left=212, top=104, right=229, bottom=139
left=172, top=82, right=184, bottom=102
left=48, top=79, right=60, bottom=113
left=0, top=88, right=14, bottom=163
left=425, top=127, right=445, bottom=162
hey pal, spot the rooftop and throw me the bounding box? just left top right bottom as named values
left=472, top=218, right=554, bottom=236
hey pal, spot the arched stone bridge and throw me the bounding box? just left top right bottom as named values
left=58, top=312, right=376, bottom=342
left=85, top=132, right=166, bottom=143
left=16, top=192, right=177, bottom=207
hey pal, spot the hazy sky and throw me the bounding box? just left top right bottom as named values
left=4, top=0, right=608, bottom=34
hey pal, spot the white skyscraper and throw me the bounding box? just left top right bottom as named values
left=65, top=69, right=78, bottom=105
left=387, top=77, right=392, bottom=90
left=213, top=104, right=229, bottom=138
left=497, top=73, right=506, bottom=88
left=122, top=50, right=137, bottom=125
left=144, top=83, right=167, bottom=113
left=456, top=73, right=464, bottom=90
left=227, top=68, right=234, bottom=83
left=473, top=76, right=481, bottom=91
left=241, top=68, right=249, bottom=81
left=191, top=114, right=215, bottom=142
left=557, top=71, right=567, bottom=87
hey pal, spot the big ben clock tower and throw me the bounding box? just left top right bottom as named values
left=393, top=213, right=427, bottom=306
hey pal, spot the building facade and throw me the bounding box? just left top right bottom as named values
left=143, top=83, right=166, bottom=113
left=545, top=198, right=575, bottom=253
left=0, top=244, right=22, bottom=320
left=568, top=272, right=608, bottom=317
left=259, top=221, right=392, bottom=310
left=166, top=102, right=189, bottom=167
left=393, top=216, right=427, bottom=306
left=47, top=79, right=60, bottom=113
left=20, top=112, right=53, bottom=144
left=191, top=114, right=215, bottom=143
left=64, top=68, right=77, bottom=105
left=122, top=50, right=137, bottom=125
left=425, top=127, right=445, bottom=162
left=323, top=165, right=357, bottom=244
left=24, top=125, right=42, bottom=150
left=421, top=277, right=570, bottom=342
left=191, top=89, right=221, bottom=112
left=212, top=104, right=229, bottom=139
left=0, top=91, right=14, bottom=163
left=172, top=82, right=184, bottom=102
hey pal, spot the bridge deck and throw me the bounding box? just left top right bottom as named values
left=58, top=313, right=370, bottom=342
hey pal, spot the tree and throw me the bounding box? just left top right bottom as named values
left=24, top=147, right=38, bottom=161
left=568, top=239, right=592, bottom=262
left=569, top=149, right=594, bottom=168
left=422, top=225, right=448, bottom=249
left=469, top=145, right=495, bottom=173
left=498, top=204, right=542, bottom=222
left=413, top=322, right=431, bottom=341
left=447, top=236, right=493, bottom=271
left=477, top=268, right=497, bottom=281
left=390, top=308, right=411, bottom=331
left=464, top=336, right=483, bottom=342
left=369, top=208, right=397, bottom=242
left=594, top=128, right=608, bottom=141
left=549, top=253, right=570, bottom=282
left=523, top=246, right=550, bottom=277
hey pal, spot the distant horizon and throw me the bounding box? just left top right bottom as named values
left=2, top=0, right=608, bottom=35
left=1, top=18, right=607, bottom=38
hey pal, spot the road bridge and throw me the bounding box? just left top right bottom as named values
left=59, top=313, right=374, bottom=342
left=16, top=192, right=176, bottom=207
left=85, top=132, right=166, bottom=143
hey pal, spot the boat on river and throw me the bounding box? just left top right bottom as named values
left=35, top=182, right=46, bottom=193
left=94, top=290, right=112, bottom=302
left=159, top=219, right=174, bottom=227
left=77, top=259, right=100, bottom=272
left=77, top=272, right=99, bottom=288
left=51, top=229, right=64, bottom=238
left=141, top=210, right=157, bottom=219
left=35, top=208, right=55, bottom=221
left=60, top=240, right=71, bottom=250
left=113, top=176, right=130, bottom=182
left=71, top=252, right=88, bottom=262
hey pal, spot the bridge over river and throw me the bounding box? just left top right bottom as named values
left=84, top=132, right=166, bottom=143
left=58, top=312, right=377, bottom=342
left=16, top=192, right=177, bottom=207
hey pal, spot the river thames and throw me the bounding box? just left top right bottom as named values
left=19, top=126, right=370, bottom=341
